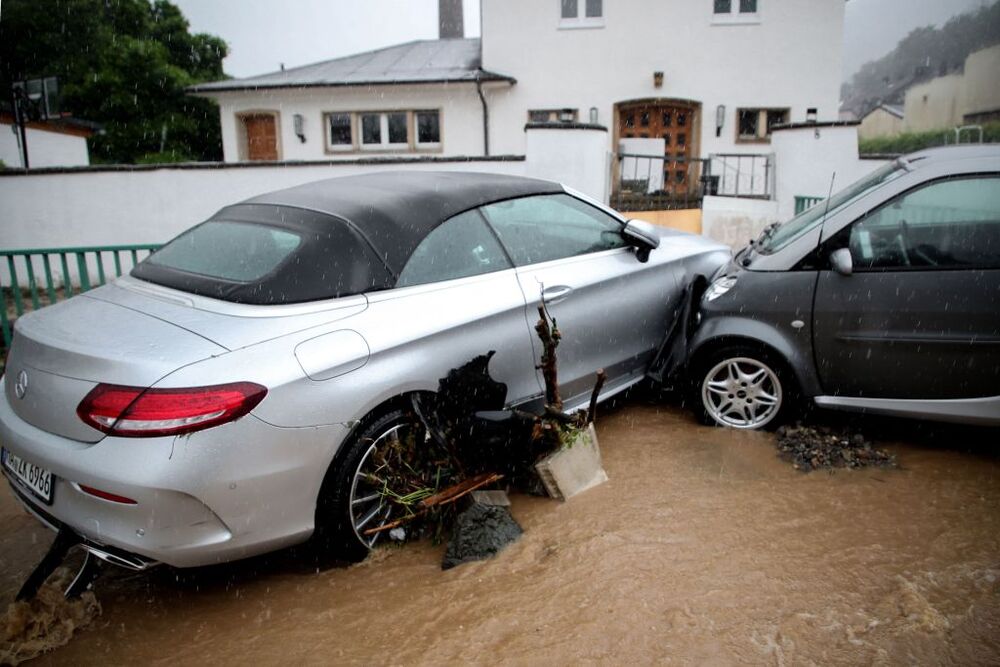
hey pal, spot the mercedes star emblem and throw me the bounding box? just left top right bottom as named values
left=14, top=370, right=28, bottom=400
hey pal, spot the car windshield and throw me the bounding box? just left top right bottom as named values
left=757, top=160, right=907, bottom=254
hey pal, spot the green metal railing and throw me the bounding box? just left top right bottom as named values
left=794, top=195, right=825, bottom=215
left=1, top=244, right=161, bottom=349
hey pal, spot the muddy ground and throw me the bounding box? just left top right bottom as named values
left=1, top=397, right=998, bottom=665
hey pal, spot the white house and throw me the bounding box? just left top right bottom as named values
left=191, top=0, right=845, bottom=176
left=1, top=112, right=94, bottom=168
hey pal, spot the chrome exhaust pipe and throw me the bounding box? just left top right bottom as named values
left=80, top=543, right=159, bottom=571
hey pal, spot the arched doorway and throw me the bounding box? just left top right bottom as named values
left=615, top=99, right=701, bottom=199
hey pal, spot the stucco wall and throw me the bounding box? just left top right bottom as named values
left=903, top=74, right=964, bottom=133
left=525, top=125, right=610, bottom=202
left=481, top=0, right=844, bottom=158
left=961, top=44, right=1000, bottom=120
left=701, top=195, right=779, bottom=249
left=858, top=108, right=903, bottom=140
left=0, top=159, right=526, bottom=252
left=770, top=124, right=889, bottom=221
left=211, top=83, right=487, bottom=163
left=0, top=123, right=90, bottom=168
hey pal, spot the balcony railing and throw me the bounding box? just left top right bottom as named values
left=794, top=195, right=825, bottom=215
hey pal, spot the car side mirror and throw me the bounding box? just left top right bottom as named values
left=830, top=248, right=853, bottom=276
left=623, top=219, right=660, bottom=263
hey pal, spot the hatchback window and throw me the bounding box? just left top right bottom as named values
left=146, top=221, right=301, bottom=281
left=479, top=194, right=626, bottom=266
left=396, top=210, right=512, bottom=287
left=848, top=175, right=1000, bottom=270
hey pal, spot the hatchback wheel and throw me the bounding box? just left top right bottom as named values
left=696, top=347, right=790, bottom=429
left=315, top=408, right=424, bottom=562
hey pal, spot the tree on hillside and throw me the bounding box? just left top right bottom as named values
left=0, top=0, right=229, bottom=164
left=841, top=0, right=1000, bottom=116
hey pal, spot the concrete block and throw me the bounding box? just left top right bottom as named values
left=534, top=424, right=608, bottom=501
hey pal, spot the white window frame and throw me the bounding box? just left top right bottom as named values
left=359, top=111, right=409, bottom=151
left=322, top=110, right=443, bottom=154
left=414, top=110, right=442, bottom=149
left=325, top=112, right=354, bottom=152
left=712, top=0, right=760, bottom=25
left=559, top=0, right=604, bottom=30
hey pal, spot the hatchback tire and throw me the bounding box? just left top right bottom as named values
left=693, top=345, right=795, bottom=430
left=313, top=408, right=424, bottom=562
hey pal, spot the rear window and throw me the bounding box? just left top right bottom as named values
left=146, top=221, right=301, bottom=282
left=131, top=205, right=394, bottom=304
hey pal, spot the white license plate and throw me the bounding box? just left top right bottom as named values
left=2, top=448, right=54, bottom=504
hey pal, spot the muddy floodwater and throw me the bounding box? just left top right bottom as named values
left=2, top=398, right=998, bottom=665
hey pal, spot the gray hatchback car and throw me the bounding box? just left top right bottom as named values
left=690, top=145, right=1000, bottom=429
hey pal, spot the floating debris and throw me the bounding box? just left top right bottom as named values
left=775, top=423, right=897, bottom=471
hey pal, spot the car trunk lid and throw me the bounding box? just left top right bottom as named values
left=84, top=277, right=368, bottom=351
left=5, top=295, right=227, bottom=443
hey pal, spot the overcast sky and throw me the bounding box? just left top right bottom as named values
left=173, top=0, right=988, bottom=82
left=842, top=0, right=991, bottom=79
left=173, top=0, right=480, bottom=79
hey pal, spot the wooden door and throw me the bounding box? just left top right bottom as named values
left=619, top=103, right=696, bottom=194
left=243, top=114, right=278, bottom=161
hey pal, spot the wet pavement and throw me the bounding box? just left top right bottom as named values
left=1, top=397, right=998, bottom=665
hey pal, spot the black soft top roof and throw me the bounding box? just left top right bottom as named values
left=242, top=171, right=563, bottom=274
left=132, top=171, right=563, bottom=304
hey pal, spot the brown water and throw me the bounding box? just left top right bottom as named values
left=2, top=400, right=998, bottom=665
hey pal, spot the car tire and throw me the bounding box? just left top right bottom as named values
left=313, top=407, right=424, bottom=562
left=692, top=345, right=796, bottom=430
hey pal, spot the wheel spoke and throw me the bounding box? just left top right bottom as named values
left=707, top=380, right=729, bottom=396
left=727, top=362, right=740, bottom=382
left=352, top=492, right=380, bottom=506
left=366, top=505, right=393, bottom=547
left=355, top=501, right=385, bottom=530
left=756, top=391, right=778, bottom=406
left=716, top=400, right=737, bottom=417
left=747, top=368, right=768, bottom=386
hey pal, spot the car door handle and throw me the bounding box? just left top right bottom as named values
left=542, top=285, right=573, bottom=305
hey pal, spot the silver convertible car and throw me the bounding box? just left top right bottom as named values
left=0, top=171, right=729, bottom=568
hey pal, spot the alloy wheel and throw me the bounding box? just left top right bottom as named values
left=348, top=423, right=413, bottom=548
left=701, top=356, right=782, bottom=429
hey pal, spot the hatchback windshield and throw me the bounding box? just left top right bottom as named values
left=757, top=160, right=906, bottom=253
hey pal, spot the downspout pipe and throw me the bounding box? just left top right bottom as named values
left=476, top=79, right=489, bottom=157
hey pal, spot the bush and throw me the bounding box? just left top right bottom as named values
left=859, top=123, right=1000, bottom=156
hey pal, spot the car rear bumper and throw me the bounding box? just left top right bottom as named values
left=0, top=375, right=352, bottom=568
left=5, top=479, right=160, bottom=570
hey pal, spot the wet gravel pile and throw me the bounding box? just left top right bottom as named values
left=775, top=424, right=897, bottom=471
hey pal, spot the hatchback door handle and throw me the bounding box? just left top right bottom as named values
left=542, top=285, right=573, bottom=304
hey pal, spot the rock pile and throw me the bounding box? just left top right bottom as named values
left=775, top=424, right=896, bottom=472
left=441, top=502, right=523, bottom=570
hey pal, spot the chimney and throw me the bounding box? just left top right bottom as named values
left=439, top=0, right=464, bottom=39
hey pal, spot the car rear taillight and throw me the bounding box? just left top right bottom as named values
left=77, top=382, right=267, bottom=437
